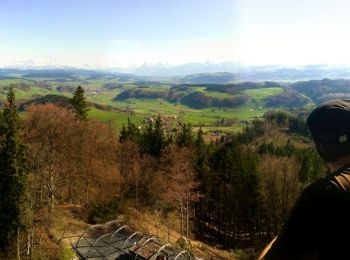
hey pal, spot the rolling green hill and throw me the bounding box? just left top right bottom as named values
left=0, top=69, right=322, bottom=132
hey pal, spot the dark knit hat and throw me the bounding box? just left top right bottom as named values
left=307, top=99, right=350, bottom=161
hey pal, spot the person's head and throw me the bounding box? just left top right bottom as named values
left=307, top=99, right=350, bottom=172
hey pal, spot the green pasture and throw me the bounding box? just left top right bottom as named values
left=0, top=78, right=35, bottom=87
left=201, top=90, right=233, bottom=98
left=114, top=98, right=181, bottom=115
left=179, top=113, right=218, bottom=125
left=88, top=108, right=144, bottom=128
left=0, top=77, right=280, bottom=133
left=194, top=124, right=244, bottom=133
left=138, top=85, right=170, bottom=91
left=113, top=97, right=265, bottom=126
left=0, top=86, right=70, bottom=100
left=242, top=87, right=283, bottom=101
left=86, top=92, right=119, bottom=106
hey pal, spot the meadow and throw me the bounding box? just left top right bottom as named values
left=243, top=87, right=283, bottom=100
left=0, top=76, right=287, bottom=132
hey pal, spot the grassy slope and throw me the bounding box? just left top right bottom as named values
left=88, top=108, right=144, bottom=127
left=86, top=92, right=119, bottom=106
left=243, top=87, right=283, bottom=101
left=0, top=78, right=35, bottom=86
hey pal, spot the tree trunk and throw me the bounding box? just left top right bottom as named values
left=26, top=231, right=30, bottom=257
left=186, top=197, right=189, bottom=239
left=180, top=203, right=183, bottom=236
left=17, top=228, right=21, bottom=260
left=30, top=226, right=34, bottom=259
left=167, top=224, right=170, bottom=242
left=85, top=173, right=89, bottom=205
left=48, top=166, right=55, bottom=225
left=135, top=170, right=138, bottom=216
left=67, top=184, right=72, bottom=204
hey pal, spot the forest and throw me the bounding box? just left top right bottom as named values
left=0, top=85, right=327, bottom=259
left=115, top=87, right=249, bottom=109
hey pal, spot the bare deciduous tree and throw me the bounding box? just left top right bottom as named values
left=259, top=155, right=301, bottom=234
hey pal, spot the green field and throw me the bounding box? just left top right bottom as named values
left=0, top=77, right=286, bottom=132
left=86, top=92, right=118, bottom=106
left=88, top=108, right=144, bottom=128
left=194, top=125, right=244, bottom=133
left=243, top=87, right=283, bottom=100
left=0, top=78, right=35, bottom=87
left=202, top=91, right=233, bottom=98
left=0, top=86, right=69, bottom=100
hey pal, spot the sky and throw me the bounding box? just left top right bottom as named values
left=1, top=0, right=350, bottom=67
left=0, top=0, right=235, bottom=67
left=234, top=0, right=350, bottom=66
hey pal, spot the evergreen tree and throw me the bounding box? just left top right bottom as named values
left=141, top=115, right=167, bottom=157
left=176, top=123, right=194, bottom=147
left=195, top=127, right=205, bottom=151
left=70, top=86, right=89, bottom=120
left=0, top=87, right=28, bottom=249
left=119, top=124, right=127, bottom=143
left=194, top=128, right=209, bottom=191
left=119, top=119, right=141, bottom=143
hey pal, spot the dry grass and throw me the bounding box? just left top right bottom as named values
left=50, top=204, right=89, bottom=245
left=123, top=207, right=233, bottom=259
left=44, top=204, right=233, bottom=259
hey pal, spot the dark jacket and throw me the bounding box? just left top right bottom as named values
left=265, top=167, right=350, bottom=259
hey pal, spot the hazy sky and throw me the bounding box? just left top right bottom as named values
left=0, top=0, right=235, bottom=67
left=0, top=0, right=349, bottom=67
left=234, top=0, right=350, bottom=65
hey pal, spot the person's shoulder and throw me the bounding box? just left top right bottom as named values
left=302, top=170, right=350, bottom=206
left=300, top=175, right=339, bottom=202
left=305, top=175, right=334, bottom=192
